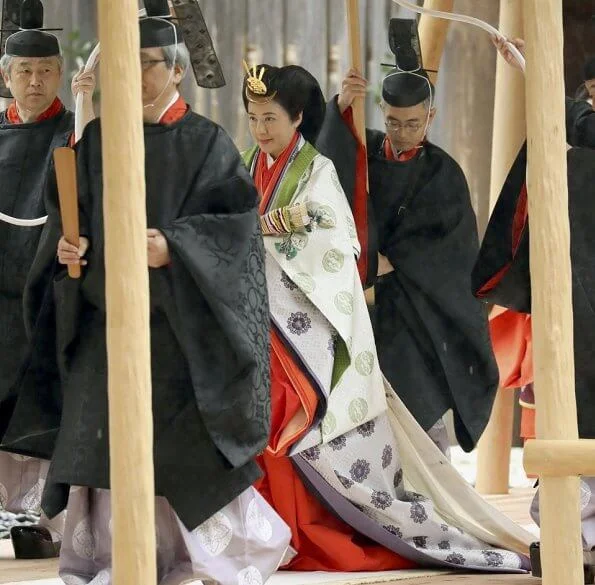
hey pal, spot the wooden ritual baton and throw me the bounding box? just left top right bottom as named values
left=346, top=0, right=375, bottom=303
left=53, top=147, right=81, bottom=279
left=346, top=0, right=366, bottom=150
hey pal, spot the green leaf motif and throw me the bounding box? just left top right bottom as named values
left=322, top=412, right=337, bottom=435
left=323, top=249, right=345, bottom=273
left=355, top=351, right=375, bottom=376
left=334, top=291, right=354, bottom=315
left=348, top=398, right=369, bottom=424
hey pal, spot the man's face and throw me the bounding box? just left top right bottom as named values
left=2, top=56, right=62, bottom=115
left=382, top=101, right=436, bottom=152
left=585, top=78, right=595, bottom=103
left=140, top=47, right=182, bottom=107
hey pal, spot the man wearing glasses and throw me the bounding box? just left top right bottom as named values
left=317, top=53, right=498, bottom=459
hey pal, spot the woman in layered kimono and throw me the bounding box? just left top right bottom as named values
left=242, top=63, right=534, bottom=574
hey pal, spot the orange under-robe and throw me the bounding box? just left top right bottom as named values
left=488, top=307, right=535, bottom=440
left=255, top=329, right=416, bottom=571
left=253, top=136, right=415, bottom=572
left=480, top=181, right=536, bottom=440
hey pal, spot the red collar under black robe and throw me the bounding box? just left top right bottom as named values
left=158, top=94, right=188, bottom=125
left=382, top=135, right=423, bottom=162
left=5, top=97, right=64, bottom=124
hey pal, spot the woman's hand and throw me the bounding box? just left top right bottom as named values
left=58, top=236, right=89, bottom=266
left=147, top=229, right=171, bottom=268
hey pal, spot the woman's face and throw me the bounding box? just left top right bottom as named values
left=248, top=100, right=302, bottom=159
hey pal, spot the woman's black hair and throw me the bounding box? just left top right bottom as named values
left=243, top=64, right=326, bottom=144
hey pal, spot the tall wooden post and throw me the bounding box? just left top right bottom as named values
left=524, top=1, right=582, bottom=584
left=346, top=0, right=366, bottom=148
left=346, top=0, right=374, bottom=303
left=488, top=1, right=526, bottom=214
left=418, top=0, right=454, bottom=85
left=476, top=0, right=526, bottom=496
left=98, top=0, right=156, bottom=583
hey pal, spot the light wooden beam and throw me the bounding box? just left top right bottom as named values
left=476, top=0, right=526, bottom=496
left=523, top=1, right=582, bottom=584
left=524, top=439, right=595, bottom=477
left=488, top=0, right=526, bottom=213
left=418, top=0, right=454, bottom=85
left=475, top=390, right=515, bottom=495
left=346, top=0, right=366, bottom=147
left=98, top=0, right=156, bottom=582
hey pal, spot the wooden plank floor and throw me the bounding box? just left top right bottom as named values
left=0, top=489, right=539, bottom=584
left=0, top=539, right=58, bottom=584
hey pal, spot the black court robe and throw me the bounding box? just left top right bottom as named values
left=566, top=97, right=595, bottom=149
left=2, top=111, right=271, bottom=530
left=472, top=144, right=595, bottom=439
left=317, top=98, right=498, bottom=452
left=0, top=109, right=73, bottom=409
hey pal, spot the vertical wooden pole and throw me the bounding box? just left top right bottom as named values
left=346, top=0, right=374, bottom=303
left=475, top=389, right=515, bottom=494
left=98, top=0, right=157, bottom=583
left=476, top=0, right=526, bottom=496
left=524, top=1, right=582, bottom=584
left=489, top=0, right=526, bottom=213
left=418, top=0, right=454, bottom=85
left=346, top=0, right=366, bottom=148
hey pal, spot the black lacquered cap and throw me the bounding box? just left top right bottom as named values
left=382, top=70, right=433, bottom=107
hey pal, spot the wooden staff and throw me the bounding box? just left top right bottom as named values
left=346, top=0, right=366, bottom=149
left=523, top=1, right=582, bottom=584
left=418, top=0, right=454, bottom=85
left=345, top=0, right=374, bottom=303
left=475, top=0, right=526, bottom=496
left=53, top=147, right=81, bottom=279
left=98, top=0, right=156, bottom=583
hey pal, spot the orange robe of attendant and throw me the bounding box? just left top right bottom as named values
left=488, top=307, right=535, bottom=440
left=253, top=136, right=416, bottom=571
left=479, top=181, right=536, bottom=441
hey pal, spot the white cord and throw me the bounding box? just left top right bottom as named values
left=390, top=0, right=526, bottom=73
left=142, top=17, right=179, bottom=109
left=0, top=211, right=47, bottom=227
left=157, top=91, right=180, bottom=123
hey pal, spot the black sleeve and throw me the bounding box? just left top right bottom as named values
left=471, top=144, right=531, bottom=314
left=566, top=97, right=595, bottom=148
left=158, top=129, right=270, bottom=469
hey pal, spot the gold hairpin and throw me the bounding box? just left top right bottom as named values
left=243, top=60, right=277, bottom=103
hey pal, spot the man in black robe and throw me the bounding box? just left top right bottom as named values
left=316, top=23, right=498, bottom=454
left=473, top=37, right=595, bottom=562
left=0, top=1, right=83, bottom=558
left=1, top=11, right=290, bottom=583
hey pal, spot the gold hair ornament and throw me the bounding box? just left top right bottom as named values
left=243, top=60, right=277, bottom=103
